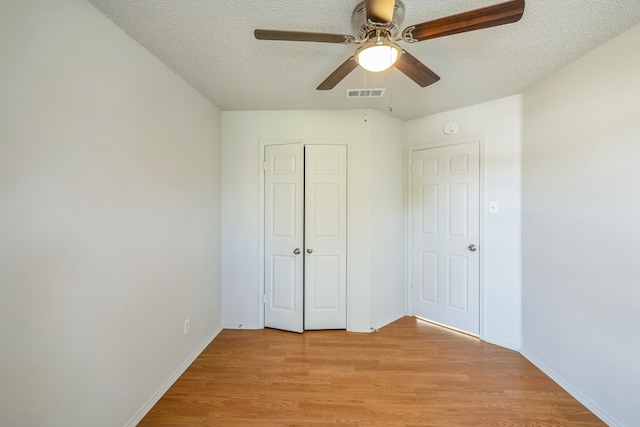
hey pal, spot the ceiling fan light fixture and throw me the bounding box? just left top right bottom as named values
left=355, top=39, right=402, bottom=72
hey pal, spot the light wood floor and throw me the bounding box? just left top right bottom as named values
left=139, top=316, right=604, bottom=426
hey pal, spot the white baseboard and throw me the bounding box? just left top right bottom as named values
left=482, top=335, right=521, bottom=352
left=519, top=349, right=619, bottom=427
left=371, top=312, right=406, bottom=332
left=222, top=322, right=260, bottom=330
left=349, top=326, right=373, bottom=333
left=123, top=325, right=223, bottom=427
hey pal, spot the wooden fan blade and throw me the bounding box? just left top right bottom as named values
left=317, top=57, right=358, bottom=90
left=394, top=50, right=440, bottom=87
left=365, top=0, right=396, bottom=23
left=405, top=0, right=524, bottom=42
left=254, top=29, right=354, bottom=44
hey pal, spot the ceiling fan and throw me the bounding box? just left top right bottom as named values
left=255, top=0, right=525, bottom=90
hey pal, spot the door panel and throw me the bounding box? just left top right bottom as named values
left=421, top=185, right=439, bottom=234
left=447, top=255, right=468, bottom=311
left=309, top=255, right=340, bottom=308
left=448, top=184, right=469, bottom=237
left=304, top=145, right=347, bottom=330
left=419, top=251, right=439, bottom=303
left=412, top=142, right=480, bottom=334
left=264, top=144, right=304, bottom=332
left=270, top=256, right=296, bottom=310
left=312, top=185, right=341, bottom=236
left=271, top=184, right=297, bottom=236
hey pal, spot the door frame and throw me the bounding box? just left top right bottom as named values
left=258, top=140, right=351, bottom=331
left=406, top=137, right=486, bottom=338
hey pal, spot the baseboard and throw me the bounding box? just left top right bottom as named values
left=371, top=312, right=406, bottom=332
left=519, top=349, right=619, bottom=427
left=123, top=325, right=223, bottom=427
left=482, top=335, right=521, bottom=352
left=222, top=322, right=260, bottom=330
left=349, top=326, right=373, bottom=333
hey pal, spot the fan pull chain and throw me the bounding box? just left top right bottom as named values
left=389, top=67, right=394, bottom=112
left=364, top=70, right=368, bottom=122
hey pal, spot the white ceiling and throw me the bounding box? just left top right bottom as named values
left=87, top=0, right=640, bottom=120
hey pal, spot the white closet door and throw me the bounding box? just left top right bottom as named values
left=411, top=142, right=480, bottom=335
left=264, top=143, right=304, bottom=332
left=304, top=145, right=347, bottom=330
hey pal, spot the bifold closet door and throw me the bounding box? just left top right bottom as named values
left=264, top=143, right=304, bottom=333
left=264, top=144, right=347, bottom=332
left=304, top=145, right=347, bottom=330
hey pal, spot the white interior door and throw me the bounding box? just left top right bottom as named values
left=264, top=144, right=347, bottom=332
left=304, top=145, right=347, bottom=330
left=264, top=143, right=304, bottom=332
left=411, top=142, right=480, bottom=334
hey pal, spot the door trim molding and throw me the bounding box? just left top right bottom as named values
left=406, top=137, right=485, bottom=338
left=259, top=140, right=351, bottom=331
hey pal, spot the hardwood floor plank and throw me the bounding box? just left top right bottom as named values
left=138, top=317, right=604, bottom=426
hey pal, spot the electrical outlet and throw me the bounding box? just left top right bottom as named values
left=183, top=318, right=190, bottom=335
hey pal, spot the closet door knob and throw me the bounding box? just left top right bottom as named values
left=306, top=248, right=313, bottom=254
left=293, top=248, right=301, bottom=255
left=468, top=244, right=477, bottom=252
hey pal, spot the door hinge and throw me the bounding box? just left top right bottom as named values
left=263, top=161, right=267, bottom=171
left=263, top=294, right=266, bottom=304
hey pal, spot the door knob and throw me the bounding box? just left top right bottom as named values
left=306, top=248, right=313, bottom=254
left=468, top=244, right=477, bottom=252
left=293, top=248, right=301, bottom=255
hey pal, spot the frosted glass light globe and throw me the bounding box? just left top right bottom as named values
left=356, top=42, right=401, bottom=72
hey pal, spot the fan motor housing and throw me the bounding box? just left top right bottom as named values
left=352, top=0, right=405, bottom=40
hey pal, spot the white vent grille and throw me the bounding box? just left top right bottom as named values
left=346, top=88, right=386, bottom=98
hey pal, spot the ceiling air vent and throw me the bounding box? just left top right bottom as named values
left=346, top=88, right=386, bottom=98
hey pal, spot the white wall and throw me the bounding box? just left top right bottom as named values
left=521, top=23, right=640, bottom=426
left=0, top=1, right=222, bottom=426
left=404, top=96, right=523, bottom=349
left=368, top=111, right=407, bottom=329
left=221, top=109, right=405, bottom=332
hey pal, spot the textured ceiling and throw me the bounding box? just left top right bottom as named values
left=87, top=0, right=640, bottom=120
